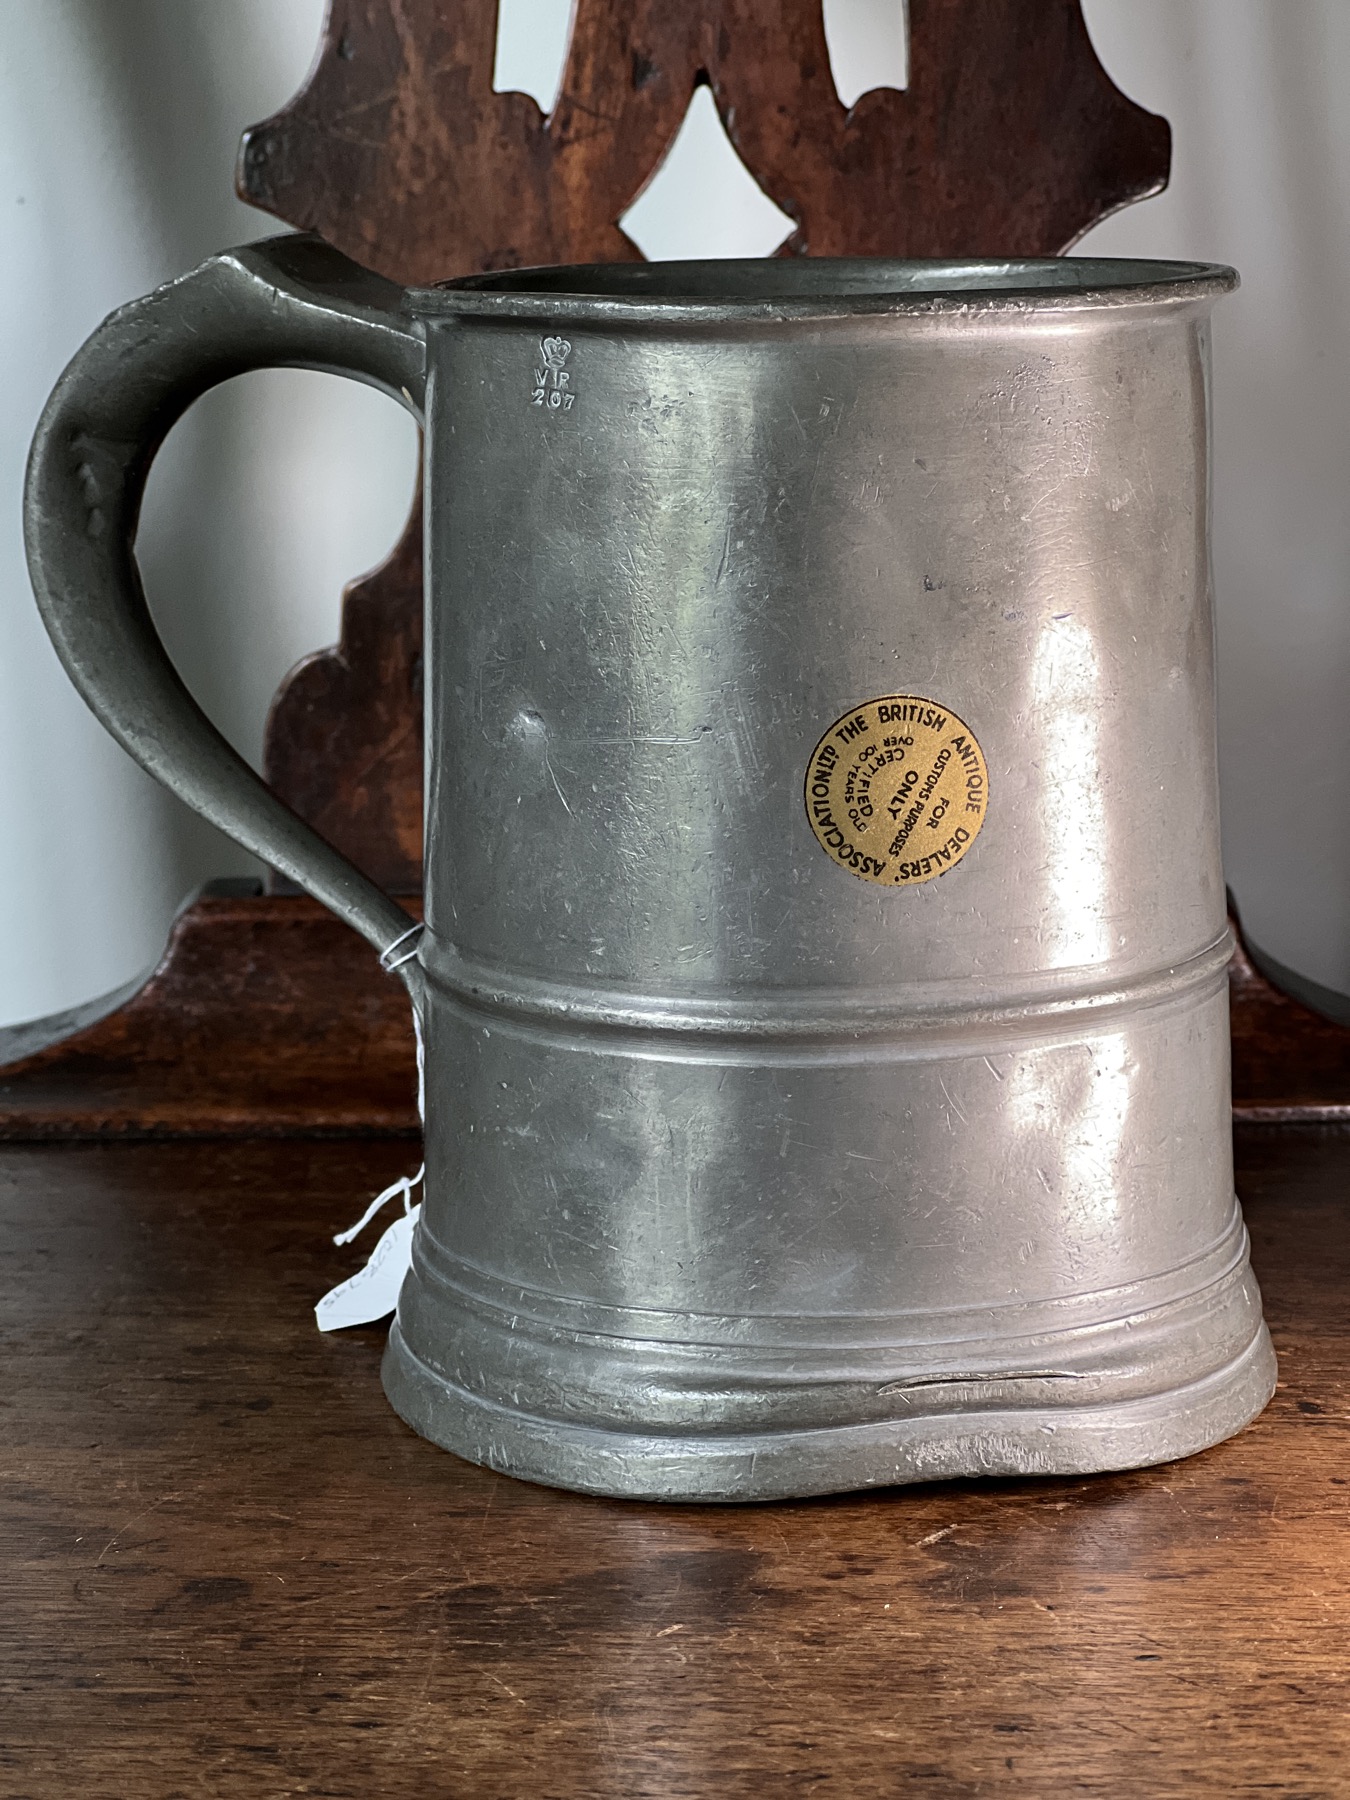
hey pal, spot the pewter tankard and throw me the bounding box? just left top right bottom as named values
left=25, top=237, right=1276, bottom=1500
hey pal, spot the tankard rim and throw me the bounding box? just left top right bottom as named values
left=416, top=255, right=1237, bottom=324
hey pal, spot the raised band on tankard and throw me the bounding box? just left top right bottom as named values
left=24, top=237, right=1276, bottom=1501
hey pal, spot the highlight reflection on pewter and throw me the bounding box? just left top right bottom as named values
left=25, top=240, right=1276, bottom=1500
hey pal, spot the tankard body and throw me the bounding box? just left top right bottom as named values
left=25, top=241, right=1276, bottom=1499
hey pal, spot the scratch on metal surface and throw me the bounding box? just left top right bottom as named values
left=937, top=1075, right=967, bottom=1127
left=544, top=752, right=572, bottom=815
left=715, top=520, right=733, bottom=585
left=879, top=1371, right=1086, bottom=1395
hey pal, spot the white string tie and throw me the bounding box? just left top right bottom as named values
left=379, top=921, right=424, bottom=973
left=329, top=1008, right=426, bottom=1246
left=331, top=1162, right=424, bottom=1246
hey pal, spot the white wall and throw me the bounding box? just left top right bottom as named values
left=3, top=1, right=1349, bottom=1025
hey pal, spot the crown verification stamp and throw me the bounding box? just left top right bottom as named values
left=532, top=336, right=576, bottom=412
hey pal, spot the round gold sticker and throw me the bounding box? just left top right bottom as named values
left=804, top=694, right=989, bottom=887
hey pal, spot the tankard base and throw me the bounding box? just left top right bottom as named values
left=381, top=1318, right=1277, bottom=1504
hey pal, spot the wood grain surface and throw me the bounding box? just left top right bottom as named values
left=3, top=1127, right=1347, bottom=1797
left=239, top=0, right=1169, bottom=281
left=263, top=494, right=425, bottom=898
left=1230, top=928, right=1350, bottom=1123
left=0, top=890, right=420, bottom=1141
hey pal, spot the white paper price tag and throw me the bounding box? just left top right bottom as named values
left=315, top=1202, right=421, bottom=1333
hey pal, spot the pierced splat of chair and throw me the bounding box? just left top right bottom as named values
left=0, top=0, right=1340, bottom=1134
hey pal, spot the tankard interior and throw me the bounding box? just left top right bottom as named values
left=431, top=254, right=1237, bottom=307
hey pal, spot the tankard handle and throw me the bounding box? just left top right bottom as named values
left=24, top=235, right=426, bottom=982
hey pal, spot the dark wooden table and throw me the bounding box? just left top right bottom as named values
left=3, top=1128, right=1348, bottom=1797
